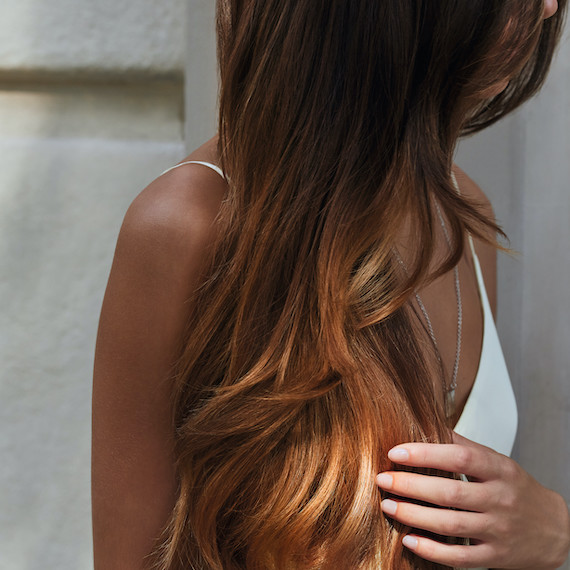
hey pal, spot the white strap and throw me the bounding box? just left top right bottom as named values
left=450, top=170, right=478, bottom=260
left=450, top=170, right=461, bottom=195
left=160, top=160, right=226, bottom=180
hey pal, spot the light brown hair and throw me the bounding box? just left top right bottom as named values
left=151, top=1, right=567, bottom=568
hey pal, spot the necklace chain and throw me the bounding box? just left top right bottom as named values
left=393, top=200, right=462, bottom=419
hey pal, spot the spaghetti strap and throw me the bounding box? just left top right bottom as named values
left=450, top=170, right=479, bottom=263
left=450, top=170, right=461, bottom=195
left=467, top=233, right=478, bottom=261
left=160, top=160, right=226, bottom=180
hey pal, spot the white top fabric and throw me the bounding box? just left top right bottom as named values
left=453, top=236, right=518, bottom=457
left=160, top=161, right=518, bottom=568
left=450, top=177, right=518, bottom=458
left=160, top=160, right=226, bottom=179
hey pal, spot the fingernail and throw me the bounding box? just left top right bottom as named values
left=402, top=535, right=418, bottom=550
left=388, top=448, right=409, bottom=462
left=375, top=473, right=393, bottom=489
left=381, top=499, right=397, bottom=515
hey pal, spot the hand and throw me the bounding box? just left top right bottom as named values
left=375, top=432, right=570, bottom=569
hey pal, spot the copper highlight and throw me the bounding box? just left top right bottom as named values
left=150, top=1, right=567, bottom=568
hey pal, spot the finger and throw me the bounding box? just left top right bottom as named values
left=401, top=534, right=495, bottom=568
left=387, top=443, right=502, bottom=480
left=376, top=471, right=488, bottom=512
left=380, top=498, right=490, bottom=539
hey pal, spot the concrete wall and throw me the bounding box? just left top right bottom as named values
left=185, top=0, right=218, bottom=150
left=0, top=1, right=186, bottom=568
left=0, top=0, right=185, bottom=77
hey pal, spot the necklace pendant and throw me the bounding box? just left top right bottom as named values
left=445, top=387, right=456, bottom=419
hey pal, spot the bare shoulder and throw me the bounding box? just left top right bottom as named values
left=120, top=153, right=227, bottom=278
left=452, top=163, right=494, bottom=220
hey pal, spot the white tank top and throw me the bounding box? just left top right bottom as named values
left=450, top=178, right=518, bottom=458
left=160, top=160, right=226, bottom=179
left=453, top=235, right=518, bottom=456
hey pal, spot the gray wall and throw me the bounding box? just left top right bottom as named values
left=0, top=1, right=186, bottom=568
left=1, top=0, right=568, bottom=567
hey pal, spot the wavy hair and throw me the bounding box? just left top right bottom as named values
left=151, top=1, right=567, bottom=568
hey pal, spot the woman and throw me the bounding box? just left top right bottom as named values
left=92, top=1, right=570, bottom=568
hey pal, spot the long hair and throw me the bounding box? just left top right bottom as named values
left=151, top=1, right=567, bottom=568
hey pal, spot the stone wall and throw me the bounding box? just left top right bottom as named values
left=0, top=1, right=187, bottom=568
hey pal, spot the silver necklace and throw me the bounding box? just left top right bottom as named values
left=394, top=201, right=462, bottom=419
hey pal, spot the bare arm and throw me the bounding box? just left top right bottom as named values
left=92, top=165, right=225, bottom=569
